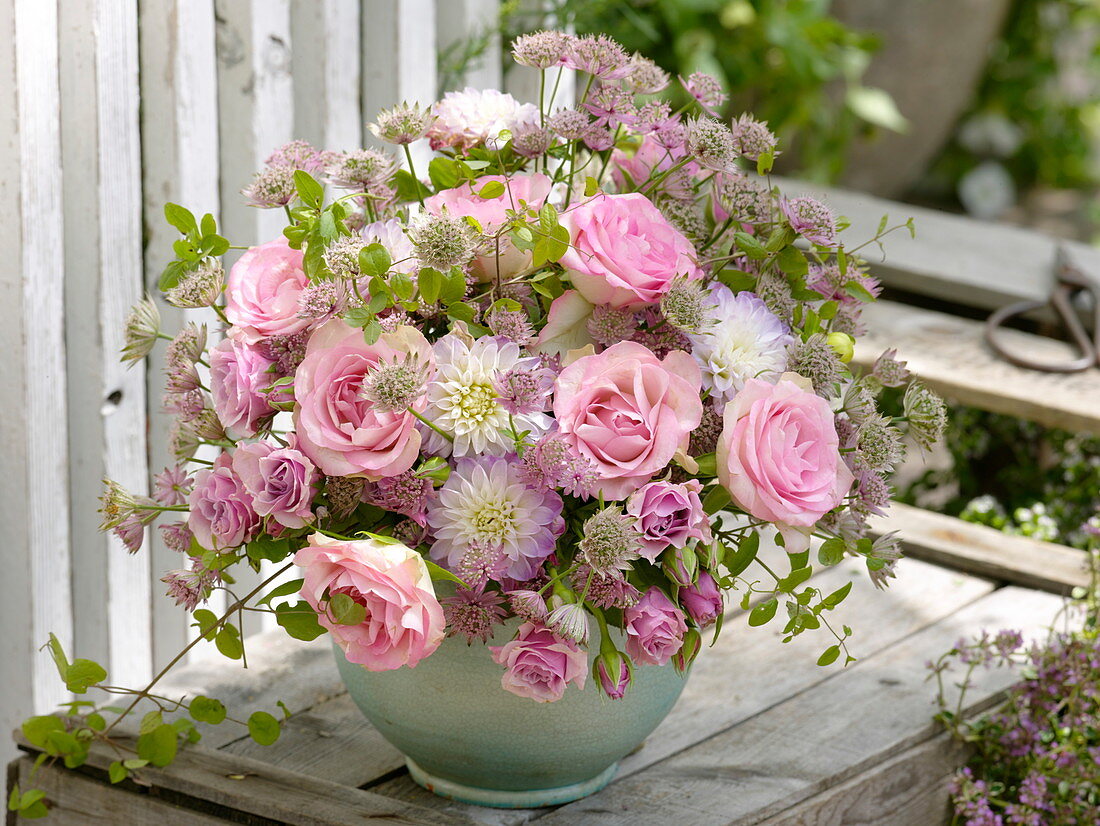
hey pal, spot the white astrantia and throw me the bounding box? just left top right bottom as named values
left=687, top=283, right=793, bottom=404
left=421, top=333, right=551, bottom=457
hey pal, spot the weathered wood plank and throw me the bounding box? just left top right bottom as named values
left=855, top=299, right=1100, bottom=436
left=754, top=734, right=964, bottom=826
left=437, top=0, right=502, bottom=91
left=872, top=502, right=1089, bottom=595
left=291, top=0, right=362, bottom=151
left=15, top=734, right=477, bottom=826
left=0, top=0, right=73, bottom=741
left=138, top=0, right=223, bottom=664
left=368, top=558, right=993, bottom=824
left=779, top=177, right=1100, bottom=310
left=539, top=586, right=1062, bottom=825
left=11, top=756, right=226, bottom=826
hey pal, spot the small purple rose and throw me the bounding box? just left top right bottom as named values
left=681, top=570, right=724, bottom=627
left=188, top=453, right=260, bottom=550
left=624, top=588, right=688, bottom=666
left=209, top=337, right=277, bottom=439
left=625, top=480, right=712, bottom=561
left=232, top=441, right=318, bottom=530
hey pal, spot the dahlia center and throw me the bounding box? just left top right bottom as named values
left=454, top=382, right=498, bottom=421
left=472, top=500, right=516, bottom=538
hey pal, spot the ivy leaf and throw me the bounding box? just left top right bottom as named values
left=584, top=176, right=599, bottom=197
left=844, top=280, right=877, bottom=303
left=777, top=566, right=813, bottom=593
left=418, top=267, right=443, bottom=304
left=246, top=536, right=294, bottom=564
left=428, top=157, right=460, bottom=191
left=394, top=169, right=431, bottom=203
left=137, top=723, right=178, bottom=767
left=734, top=231, right=768, bottom=260
left=702, top=485, right=731, bottom=515
left=361, top=319, right=383, bottom=346
left=192, top=609, right=219, bottom=640
left=215, top=625, right=244, bottom=660
left=821, top=581, right=853, bottom=610
left=108, top=761, right=128, bottom=784
left=424, top=558, right=471, bottom=589
left=776, top=245, right=808, bottom=277
left=259, top=579, right=304, bottom=607
left=189, top=695, right=227, bottom=725
left=748, top=597, right=778, bottom=627
left=247, top=712, right=281, bottom=746
left=21, top=716, right=66, bottom=750
left=63, top=659, right=106, bottom=694
left=544, top=225, right=570, bottom=263
left=440, top=267, right=468, bottom=304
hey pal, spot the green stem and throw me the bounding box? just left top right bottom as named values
left=403, top=144, right=424, bottom=207
left=409, top=409, right=452, bottom=442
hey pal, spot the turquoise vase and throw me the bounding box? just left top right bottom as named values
left=335, top=618, right=688, bottom=808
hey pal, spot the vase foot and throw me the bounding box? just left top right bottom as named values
left=405, top=758, right=618, bottom=808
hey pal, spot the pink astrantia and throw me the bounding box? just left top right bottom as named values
left=295, top=533, right=445, bottom=671
left=716, top=373, right=855, bottom=553
left=553, top=341, right=703, bottom=500
left=490, top=622, right=588, bottom=702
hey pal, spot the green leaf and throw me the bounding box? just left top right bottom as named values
left=137, top=723, right=178, bottom=767
left=584, top=176, right=599, bottom=197
left=328, top=592, right=367, bottom=626
left=821, top=581, right=853, bottom=610
left=189, top=695, right=227, bottom=725
left=390, top=271, right=415, bottom=301
left=343, top=306, right=374, bottom=328
left=846, top=86, right=909, bottom=133
left=215, top=625, right=243, bottom=660
left=428, top=158, right=461, bottom=191
left=259, top=579, right=304, bottom=607
left=447, top=302, right=477, bottom=323
left=358, top=243, right=391, bottom=278
left=818, top=537, right=847, bottom=567
left=247, top=711, right=281, bottom=746
left=702, top=485, right=731, bottom=515
left=418, top=267, right=443, bottom=304
left=85, top=713, right=105, bottom=732
left=164, top=203, right=198, bottom=235
left=716, top=269, right=757, bottom=292
left=724, top=531, right=759, bottom=578
left=122, top=759, right=148, bottom=770
left=748, top=597, right=778, bottom=627
left=478, top=181, right=505, bottom=199
left=756, top=150, right=774, bottom=176
left=817, top=645, right=840, bottom=666
left=22, top=716, right=65, bottom=750
left=778, top=566, right=813, bottom=593
left=544, top=224, right=570, bottom=263
left=775, top=245, right=808, bottom=277
left=440, top=267, right=468, bottom=304
left=837, top=247, right=848, bottom=277
left=108, top=761, right=128, bottom=784
left=200, top=213, right=217, bottom=237
left=275, top=602, right=326, bottom=641
left=140, top=710, right=163, bottom=736
left=361, top=319, right=382, bottom=346
left=394, top=169, right=431, bottom=203
left=293, top=170, right=324, bottom=210
left=246, top=536, right=295, bottom=565
left=424, top=558, right=471, bottom=589
left=844, top=280, right=877, bottom=303
left=734, top=231, right=767, bottom=260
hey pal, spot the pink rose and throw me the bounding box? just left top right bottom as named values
left=624, top=588, right=688, bottom=666
left=553, top=341, right=703, bottom=500
left=610, top=136, right=698, bottom=200
left=295, top=533, right=445, bottom=671
left=188, top=453, right=260, bottom=550
left=716, top=374, right=855, bottom=553
left=680, top=571, right=724, bottom=627
left=559, top=192, right=702, bottom=310
left=425, top=173, right=552, bottom=282
left=490, top=622, right=588, bottom=703
left=209, top=337, right=277, bottom=438
left=232, top=442, right=318, bottom=530
left=625, top=480, right=712, bottom=561
left=293, top=320, right=433, bottom=478
left=225, top=238, right=312, bottom=343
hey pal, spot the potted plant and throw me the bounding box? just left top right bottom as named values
left=15, top=29, right=944, bottom=814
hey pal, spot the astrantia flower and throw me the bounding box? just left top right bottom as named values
left=787, top=333, right=844, bottom=398
left=583, top=84, right=637, bottom=129
left=359, top=353, right=430, bottom=413
left=755, top=269, right=797, bottom=322
left=854, top=415, right=905, bottom=472
left=241, top=164, right=297, bottom=208
left=660, top=278, right=712, bottom=333
left=297, top=279, right=346, bottom=320
left=509, top=589, right=550, bottom=623
left=806, top=262, right=881, bottom=336
left=903, top=381, right=947, bottom=450
left=547, top=601, right=589, bottom=646
left=153, top=465, right=192, bottom=506
left=265, top=140, right=327, bottom=174
left=582, top=125, right=615, bottom=152
left=443, top=587, right=507, bottom=644
left=427, top=87, right=539, bottom=152
left=322, top=236, right=366, bottom=280
left=626, top=53, right=670, bottom=94
left=258, top=330, right=309, bottom=377
left=163, top=558, right=219, bottom=611
left=871, top=348, right=911, bottom=389
left=547, top=108, right=591, bottom=141
left=486, top=308, right=535, bottom=346
left=521, top=432, right=598, bottom=497
left=165, top=259, right=223, bottom=308
left=686, top=117, right=739, bottom=174
left=493, top=365, right=554, bottom=416
left=422, top=334, right=551, bottom=457
left=122, top=296, right=161, bottom=363
left=324, top=475, right=366, bottom=521
left=427, top=456, right=565, bottom=582
left=579, top=506, right=642, bottom=576
left=369, top=101, right=434, bottom=145
left=325, top=148, right=398, bottom=192
left=586, top=304, right=636, bottom=348
left=408, top=210, right=480, bottom=271
left=160, top=521, right=193, bottom=554
left=365, top=470, right=432, bottom=525
left=780, top=196, right=837, bottom=246
left=165, top=322, right=207, bottom=368
left=571, top=565, right=639, bottom=610
left=730, top=113, right=778, bottom=162
left=563, top=34, right=631, bottom=80
left=512, top=123, right=552, bottom=158
left=715, top=173, right=773, bottom=225
left=687, top=285, right=793, bottom=404
left=511, top=30, right=570, bottom=69
left=680, top=71, right=727, bottom=115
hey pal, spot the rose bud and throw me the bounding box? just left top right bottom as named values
left=663, top=545, right=699, bottom=587
left=593, top=648, right=633, bottom=700
left=672, top=628, right=702, bottom=674
left=697, top=538, right=722, bottom=572
left=680, top=571, right=724, bottom=627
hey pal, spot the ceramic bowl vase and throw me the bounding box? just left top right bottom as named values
left=335, top=618, right=688, bottom=808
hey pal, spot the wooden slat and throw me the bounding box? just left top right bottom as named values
left=780, top=177, right=1100, bottom=310
left=11, top=757, right=227, bottom=826
left=873, top=502, right=1089, bottom=594
left=60, top=0, right=153, bottom=692
left=855, top=299, right=1100, bottom=436
left=290, top=0, right=362, bottom=151
left=0, top=0, right=73, bottom=741
left=138, top=0, right=222, bottom=667
left=539, top=586, right=1063, bottom=825
left=437, top=0, right=502, bottom=91
left=754, top=734, right=964, bottom=826
left=361, top=0, right=438, bottom=169
left=15, top=734, right=478, bottom=826
left=366, top=558, right=993, bottom=824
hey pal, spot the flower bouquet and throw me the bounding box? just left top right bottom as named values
left=18, top=29, right=946, bottom=813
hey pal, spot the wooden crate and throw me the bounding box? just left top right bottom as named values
left=8, top=556, right=1066, bottom=825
